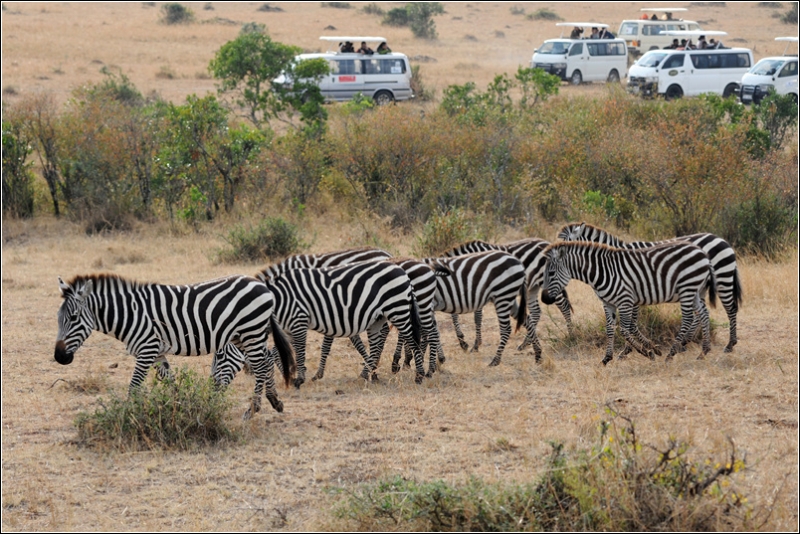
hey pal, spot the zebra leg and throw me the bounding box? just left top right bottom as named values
left=243, top=348, right=270, bottom=418
left=425, top=325, right=444, bottom=377
left=471, top=309, right=483, bottom=352
left=369, top=323, right=391, bottom=374
left=517, top=289, right=542, bottom=362
left=451, top=313, right=470, bottom=351
left=667, top=297, right=698, bottom=361
left=312, top=335, right=335, bottom=382
left=361, top=320, right=389, bottom=382
left=392, top=338, right=405, bottom=373
left=627, top=307, right=661, bottom=357
left=618, top=309, right=656, bottom=361
left=601, top=303, right=618, bottom=365
left=555, top=290, right=575, bottom=337
left=488, top=303, right=513, bottom=367
left=290, top=326, right=309, bottom=389
left=128, top=344, right=161, bottom=393
left=696, top=295, right=712, bottom=358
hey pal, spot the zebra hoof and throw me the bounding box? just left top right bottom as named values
left=267, top=396, right=284, bottom=413
left=415, top=373, right=424, bottom=384
left=370, top=373, right=380, bottom=383
left=438, top=354, right=446, bottom=364
left=516, top=342, right=529, bottom=351
left=293, top=377, right=305, bottom=389
left=391, top=363, right=401, bottom=374
left=488, top=357, right=501, bottom=367
left=602, top=357, right=612, bottom=366
left=653, top=347, right=663, bottom=357
left=311, top=373, right=322, bottom=382
left=458, top=340, right=469, bottom=351
left=723, top=345, right=734, bottom=353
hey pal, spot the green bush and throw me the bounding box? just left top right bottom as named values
left=412, top=208, right=495, bottom=257
left=160, top=3, right=194, bottom=24
left=333, top=410, right=756, bottom=531
left=74, top=367, right=237, bottom=451
left=361, top=2, right=384, bottom=15
left=381, top=3, right=444, bottom=39
left=217, top=217, right=305, bottom=263
left=2, top=118, right=36, bottom=218
left=781, top=1, right=798, bottom=23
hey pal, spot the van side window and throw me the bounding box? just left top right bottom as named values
left=608, top=42, right=626, bottom=56
left=779, top=61, right=798, bottom=77
left=619, top=23, right=638, bottom=36
left=587, top=43, right=605, bottom=56
left=662, top=54, right=684, bottom=69
left=363, top=58, right=406, bottom=74
left=643, top=24, right=665, bottom=36
left=691, top=54, right=709, bottom=69
left=707, top=54, right=720, bottom=69
left=736, top=54, right=751, bottom=68
left=569, top=43, right=583, bottom=56
left=331, top=59, right=360, bottom=75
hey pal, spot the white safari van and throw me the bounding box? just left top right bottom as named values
left=530, top=23, right=628, bottom=85
left=627, top=32, right=753, bottom=99
left=617, top=8, right=702, bottom=56
left=278, top=36, right=414, bottom=105
left=739, top=37, right=799, bottom=104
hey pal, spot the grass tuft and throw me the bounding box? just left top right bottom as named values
left=74, top=366, right=238, bottom=451
left=332, top=409, right=758, bottom=531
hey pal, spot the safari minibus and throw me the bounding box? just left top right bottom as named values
left=627, top=32, right=753, bottom=99
left=276, top=36, right=414, bottom=104
left=530, top=23, right=628, bottom=85
left=739, top=37, right=799, bottom=104
left=617, top=8, right=702, bottom=56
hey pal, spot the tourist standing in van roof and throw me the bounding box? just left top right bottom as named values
left=358, top=41, right=374, bottom=55
left=589, top=27, right=600, bottom=39
left=570, top=26, right=583, bottom=39
left=377, top=42, right=391, bottom=54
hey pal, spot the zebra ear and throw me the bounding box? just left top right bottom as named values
left=577, top=222, right=586, bottom=235
left=58, top=276, right=72, bottom=297
left=77, top=279, right=93, bottom=300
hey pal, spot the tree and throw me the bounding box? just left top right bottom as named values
left=209, top=28, right=330, bottom=135
left=18, top=94, right=62, bottom=216
left=2, top=117, right=35, bottom=218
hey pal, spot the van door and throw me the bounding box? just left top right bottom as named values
left=566, top=42, right=585, bottom=82
left=326, top=58, right=364, bottom=101
left=777, top=60, right=799, bottom=96
left=659, top=53, right=688, bottom=96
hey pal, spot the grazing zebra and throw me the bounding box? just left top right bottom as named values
left=219, top=261, right=426, bottom=388
left=421, top=250, right=528, bottom=367
left=254, top=247, right=393, bottom=371
left=540, top=241, right=717, bottom=365
left=444, top=239, right=574, bottom=361
left=54, top=274, right=295, bottom=418
left=557, top=222, right=742, bottom=352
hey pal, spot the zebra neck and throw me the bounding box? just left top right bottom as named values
left=88, top=281, right=144, bottom=340
left=591, top=229, right=627, bottom=248
left=567, top=248, right=613, bottom=289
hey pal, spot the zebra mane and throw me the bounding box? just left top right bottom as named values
left=544, top=241, right=619, bottom=254
left=62, top=273, right=137, bottom=296
left=442, top=239, right=498, bottom=257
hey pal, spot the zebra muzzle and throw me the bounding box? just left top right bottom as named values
left=54, top=341, right=74, bottom=365
left=540, top=289, right=556, bottom=305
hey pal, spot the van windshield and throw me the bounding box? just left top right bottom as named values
left=637, top=52, right=668, bottom=67
left=750, top=58, right=785, bottom=76
left=537, top=42, right=570, bottom=55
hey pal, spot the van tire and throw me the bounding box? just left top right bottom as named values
left=570, top=70, right=583, bottom=85
left=373, top=91, right=394, bottom=106
left=665, top=84, right=683, bottom=100
left=607, top=70, right=620, bottom=83
left=722, top=83, right=738, bottom=99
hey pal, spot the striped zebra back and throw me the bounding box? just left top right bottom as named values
left=267, top=260, right=415, bottom=339
left=443, top=240, right=503, bottom=257
left=258, top=246, right=392, bottom=283
left=428, top=250, right=526, bottom=314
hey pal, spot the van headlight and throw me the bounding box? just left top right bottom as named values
left=553, top=63, right=567, bottom=69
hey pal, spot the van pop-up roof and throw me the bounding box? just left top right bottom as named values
left=640, top=7, right=688, bottom=20
left=320, top=36, right=387, bottom=53
left=776, top=36, right=799, bottom=56
left=554, top=22, right=609, bottom=38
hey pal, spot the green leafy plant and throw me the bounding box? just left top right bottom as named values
left=216, top=217, right=305, bottom=263
left=74, top=367, right=238, bottom=451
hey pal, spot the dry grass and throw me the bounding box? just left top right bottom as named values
left=1, top=2, right=793, bottom=107
left=1, top=216, right=797, bottom=531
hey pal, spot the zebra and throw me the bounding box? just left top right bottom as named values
left=444, top=239, right=574, bottom=361
left=540, top=241, right=717, bottom=365
left=54, top=274, right=295, bottom=418
left=557, top=222, right=742, bottom=352
left=218, top=260, right=427, bottom=388
left=420, top=250, right=528, bottom=368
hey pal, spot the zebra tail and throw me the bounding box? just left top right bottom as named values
left=707, top=269, right=718, bottom=309
left=732, top=266, right=743, bottom=308
left=515, top=284, right=528, bottom=333
left=409, top=293, right=423, bottom=346
left=271, top=316, right=296, bottom=388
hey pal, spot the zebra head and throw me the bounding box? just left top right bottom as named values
left=557, top=222, right=587, bottom=242
left=540, top=247, right=569, bottom=306
left=55, top=276, right=95, bottom=365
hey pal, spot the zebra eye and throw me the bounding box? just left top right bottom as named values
left=69, top=313, right=79, bottom=322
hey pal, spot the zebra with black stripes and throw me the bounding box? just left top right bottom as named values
left=557, top=222, right=742, bottom=352
left=444, top=238, right=574, bottom=361
left=54, top=274, right=295, bottom=418
left=219, top=260, right=427, bottom=388
left=420, top=250, right=528, bottom=368
left=540, top=241, right=716, bottom=365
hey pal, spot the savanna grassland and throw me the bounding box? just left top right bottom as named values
left=2, top=1, right=799, bottom=532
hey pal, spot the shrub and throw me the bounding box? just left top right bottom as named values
left=321, top=1, right=351, bottom=8
left=526, top=8, right=562, bottom=21
left=410, top=64, right=434, bottom=101
left=332, top=409, right=756, bottom=531
left=361, top=2, right=384, bottom=15
left=2, top=117, right=36, bottom=218
left=781, top=1, right=798, bottom=23
left=160, top=3, right=194, bottom=24
left=216, top=217, right=305, bottom=263
left=74, top=367, right=238, bottom=451
left=381, top=3, right=444, bottom=39
left=412, top=208, right=494, bottom=257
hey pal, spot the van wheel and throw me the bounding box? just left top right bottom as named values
left=607, top=70, right=620, bottom=83
left=665, top=84, right=683, bottom=100
left=570, top=70, right=583, bottom=86
left=373, top=91, right=394, bottom=106
left=722, top=83, right=738, bottom=99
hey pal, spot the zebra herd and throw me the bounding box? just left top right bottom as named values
left=54, top=222, right=742, bottom=418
